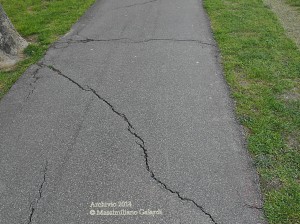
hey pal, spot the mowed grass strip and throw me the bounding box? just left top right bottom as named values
left=204, top=0, right=300, bottom=223
left=0, top=0, right=95, bottom=99
left=263, top=0, right=300, bottom=49
left=286, top=0, right=300, bottom=8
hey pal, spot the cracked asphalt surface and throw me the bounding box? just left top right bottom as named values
left=0, top=0, right=265, bottom=223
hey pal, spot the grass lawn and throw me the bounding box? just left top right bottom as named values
left=264, top=0, right=300, bottom=49
left=0, top=0, right=95, bottom=99
left=286, top=0, right=300, bottom=8
left=204, top=0, right=300, bottom=223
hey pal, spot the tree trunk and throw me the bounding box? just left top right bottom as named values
left=0, top=4, right=28, bottom=68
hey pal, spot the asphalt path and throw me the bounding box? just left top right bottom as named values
left=0, top=0, right=265, bottom=223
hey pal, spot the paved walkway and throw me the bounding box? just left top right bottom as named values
left=0, top=0, right=265, bottom=223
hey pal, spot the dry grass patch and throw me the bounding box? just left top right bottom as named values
left=264, top=0, right=300, bottom=48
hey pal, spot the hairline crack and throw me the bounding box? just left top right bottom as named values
left=113, top=0, right=159, bottom=10
left=26, top=64, right=44, bottom=100
left=27, top=160, right=48, bottom=224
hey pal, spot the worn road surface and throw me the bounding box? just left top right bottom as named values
left=0, top=0, right=265, bottom=223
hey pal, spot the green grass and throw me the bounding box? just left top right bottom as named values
left=286, top=0, right=300, bottom=8
left=0, top=0, right=95, bottom=98
left=204, top=0, right=300, bottom=223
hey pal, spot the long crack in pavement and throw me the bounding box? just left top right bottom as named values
left=51, top=37, right=217, bottom=50
left=31, top=62, right=219, bottom=224
left=114, top=0, right=160, bottom=10
left=27, top=160, right=48, bottom=224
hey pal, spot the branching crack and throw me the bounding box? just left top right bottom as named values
left=40, top=63, right=218, bottom=223
left=114, top=0, right=159, bottom=10
left=52, top=37, right=216, bottom=49
left=26, top=64, right=44, bottom=100
left=27, top=161, right=48, bottom=224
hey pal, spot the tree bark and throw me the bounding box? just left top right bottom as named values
left=0, top=4, right=28, bottom=68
